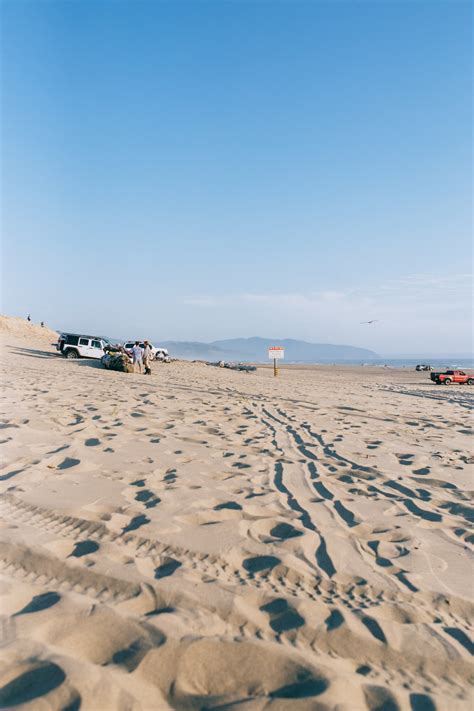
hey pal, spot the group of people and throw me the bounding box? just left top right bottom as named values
left=27, top=314, right=45, bottom=327
left=129, top=341, right=153, bottom=375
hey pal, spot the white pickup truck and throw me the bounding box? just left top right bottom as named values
left=123, top=341, right=170, bottom=361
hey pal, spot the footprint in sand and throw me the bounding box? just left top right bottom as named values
left=410, top=693, right=437, bottom=711
left=122, top=514, right=150, bottom=534
left=270, top=522, right=303, bottom=540
left=69, top=540, right=99, bottom=557
left=85, top=438, right=101, bottom=447
left=154, top=558, right=182, bottom=579
left=357, top=614, right=387, bottom=643
left=363, top=685, right=399, bottom=711
left=260, top=598, right=305, bottom=633
left=413, top=467, right=430, bottom=476
left=214, top=501, right=242, bottom=511
left=0, top=469, right=23, bottom=481
left=57, top=457, right=80, bottom=470
left=356, top=665, right=372, bottom=676
left=242, top=555, right=280, bottom=574
left=325, top=608, right=345, bottom=630
left=443, top=627, right=474, bottom=655
left=135, top=490, right=161, bottom=509
left=396, top=453, right=415, bottom=466
left=269, top=676, right=328, bottom=699
left=111, top=641, right=152, bottom=672
left=14, top=592, right=61, bottom=616
left=0, top=662, right=69, bottom=708
left=47, top=445, right=70, bottom=455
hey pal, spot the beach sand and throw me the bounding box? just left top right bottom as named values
left=0, top=316, right=472, bottom=710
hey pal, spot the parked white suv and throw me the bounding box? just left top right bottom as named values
left=57, top=333, right=110, bottom=359
left=123, top=342, right=169, bottom=361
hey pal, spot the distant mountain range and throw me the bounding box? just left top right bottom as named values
left=159, top=337, right=379, bottom=363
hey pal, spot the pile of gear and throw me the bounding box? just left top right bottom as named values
left=212, top=361, right=257, bottom=373
left=101, top=345, right=134, bottom=373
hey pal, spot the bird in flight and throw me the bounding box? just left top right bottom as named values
left=360, top=319, right=378, bottom=324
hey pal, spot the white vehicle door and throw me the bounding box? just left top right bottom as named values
left=90, top=339, right=105, bottom=359
left=78, top=337, right=94, bottom=357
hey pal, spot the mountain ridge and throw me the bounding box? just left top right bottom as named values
left=158, top=336, right=379, bottom=362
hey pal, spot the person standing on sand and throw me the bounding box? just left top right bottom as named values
left=143, top=341, right=153, bottom=375
left=131, top=341, right=143, bottom=373
left=27, top=314, right=31, bottom=322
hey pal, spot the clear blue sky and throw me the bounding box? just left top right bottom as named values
left=1, top=0, right=472, bottom=353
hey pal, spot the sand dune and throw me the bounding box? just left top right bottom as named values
left=0, top=317, right=472, bottom=710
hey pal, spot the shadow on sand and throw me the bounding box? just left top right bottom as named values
left=9, top=345, right=104, bottom=369
left=9, top=345, right=59, bottom=359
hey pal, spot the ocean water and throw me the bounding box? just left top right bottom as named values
left=368, top=358, right=474, bottom=369
left=283, top=358, right=474, bottom=369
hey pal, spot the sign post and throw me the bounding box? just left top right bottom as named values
left=268, top=346, right=284, bottom=376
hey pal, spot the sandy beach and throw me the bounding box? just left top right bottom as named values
left=0, top=317, right=472, bottom=710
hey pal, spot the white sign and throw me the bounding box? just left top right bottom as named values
left=268, top=347, right=284, bottom=360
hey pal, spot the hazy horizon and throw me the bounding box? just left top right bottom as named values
left=5, top=312, right=472, bottom=359
left=1, top=1, right=472, bottom=353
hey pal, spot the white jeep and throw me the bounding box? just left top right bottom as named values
left=57, top=333, right=110, bottom=359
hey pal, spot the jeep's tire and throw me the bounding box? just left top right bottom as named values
left=467, top=378, right=474, bottom=385
left=443, top=378, right=451, bottom=385
left=65, top=349, right=78, bottom=359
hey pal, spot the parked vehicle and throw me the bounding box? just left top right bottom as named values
left=57, top=333, right=110, bottom=359
left=430, top=370, right=474, bottom=385
left=123, top=341, right=170, bottom=361
left=416, top=364, right=432, bottom=371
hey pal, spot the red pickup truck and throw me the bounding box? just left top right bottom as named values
left=430, top=370, right=474, bottom=385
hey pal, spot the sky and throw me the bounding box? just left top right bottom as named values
left=1, top=0, right=472, bottom=354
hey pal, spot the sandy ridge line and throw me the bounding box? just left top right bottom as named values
left=0, top=540, right=141, bottom=603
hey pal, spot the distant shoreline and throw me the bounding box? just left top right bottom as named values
left=229, top=358, right=474, bottom=369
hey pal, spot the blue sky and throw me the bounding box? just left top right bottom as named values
left=1, top=0, right=472, bottom=353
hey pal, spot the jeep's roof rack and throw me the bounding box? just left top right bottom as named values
left=61, top=332, right=106, bottom=340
